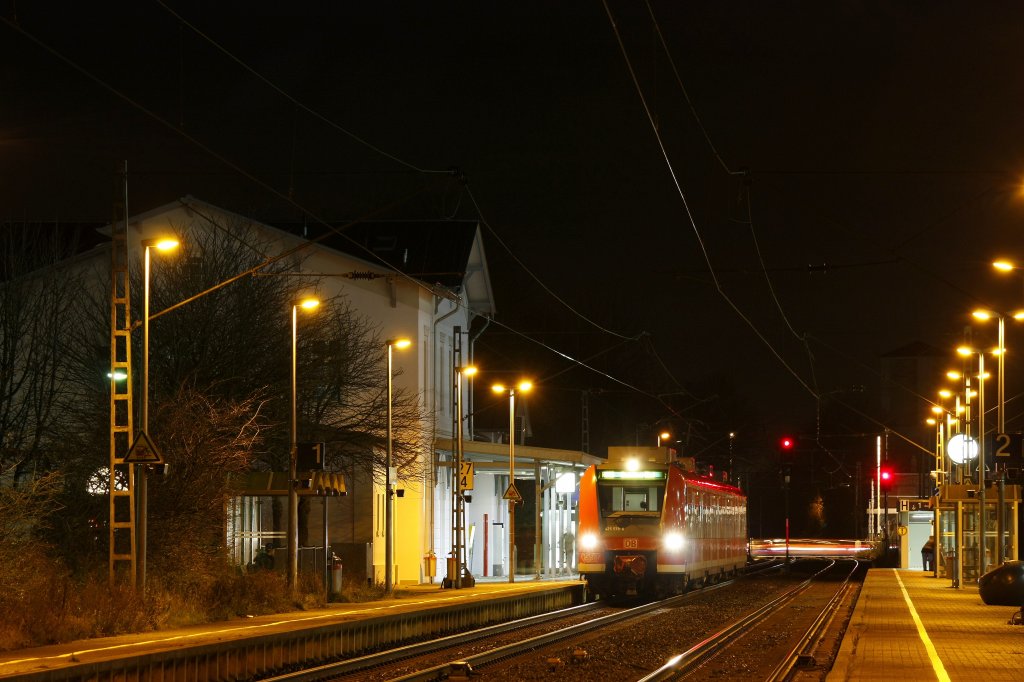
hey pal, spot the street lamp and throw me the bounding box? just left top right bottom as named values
left=385, top=337, right=412, bottom=594
left=288, top=297, right=319, bottom=590
left=138, top=236, right=178, bottom=594
left=958, top=345, right=993, bottom=578
left=492, top=379, right=533, bottom=583
left=971, top=310, right=1024, bottom=433
left=657, top=431, right=671, bottom=447
left=993, top=259, right=1024, bottom=302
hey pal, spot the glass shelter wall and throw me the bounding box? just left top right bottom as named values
left=936, top=484, right=1020, bottom=585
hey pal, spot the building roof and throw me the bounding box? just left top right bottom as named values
left=271, top=217, right=495, bottom=315
left=433, top=438, right=603, bottom=469
left=101, top=196, right=496, bottom=315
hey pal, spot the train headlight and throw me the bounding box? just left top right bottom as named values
left=663, top=532, right=685, bottom=552
left=580, top=533, right=599, bottom=550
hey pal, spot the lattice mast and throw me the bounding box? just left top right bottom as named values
left=451, top=326, right=467, bottom=587
left=108, top=162, right=136, bottom=586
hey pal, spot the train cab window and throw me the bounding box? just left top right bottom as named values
left=622, top=485, right=647, bottom=507
left=598, top=483, right=663, bottom=515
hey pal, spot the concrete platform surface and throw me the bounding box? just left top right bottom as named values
left=0, top=576, right=583, bottom=679
left=827, top=568, right=1024, bottom=681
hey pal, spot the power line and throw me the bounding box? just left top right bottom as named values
left=155, top=1, right=449, bottom=176
left=1, top=15, right=696, bottom=421
left=602, top=0, right=818, bottom=399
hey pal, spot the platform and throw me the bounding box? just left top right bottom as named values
left=0, top=576, right=584, bottom=680
left=827, top=568, right=1023, bottom=681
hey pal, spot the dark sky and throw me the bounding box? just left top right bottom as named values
left=5, top=2, right=1024, bottom=483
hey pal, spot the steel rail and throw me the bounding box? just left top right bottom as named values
left=257, top=601, right=604, bottom=682
left=259, top=562, right=784, bottom=682
left=765, top=560, right=861, bottom=682
left=390, top=578, right=742, bottom=682
left=638, top=560, right=843, bottom=681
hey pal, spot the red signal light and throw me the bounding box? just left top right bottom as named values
left=779, top=436, right=795, bottom=450
left=880, top=467, right=895, bottom=491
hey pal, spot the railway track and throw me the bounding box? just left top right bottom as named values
left=640, top=559, right=863, bottom=681
left=260, top=563, right=787, bottom=682
left=255, top=561, right=787, bottom=681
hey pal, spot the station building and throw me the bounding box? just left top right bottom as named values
left=116, top=197, right=596, bottom=586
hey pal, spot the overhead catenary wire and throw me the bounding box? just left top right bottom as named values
left=631, top=1, right=979, bottom=455
left=159, top=3, right=659, bottom=361
left=465, top=186, right=644, bottom=343
left=644, top=0, right=743, bottom=178
left=155, top=0, right=448, bottom=177
left=1, top=15, right=700, bottom=420
left=602, top=0, right=819, bottom=400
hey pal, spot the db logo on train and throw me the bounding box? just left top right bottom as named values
left=624, top=538, right=639, bottom=549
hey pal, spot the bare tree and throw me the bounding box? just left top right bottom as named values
left=143, top=216, right=428, bottom=482
left=0, top=223, right=91, bottom=481
left=146, top=384, right=270, bottom=580
left=12, top=213, right=429, bottom=574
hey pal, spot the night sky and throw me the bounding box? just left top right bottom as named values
left=5, top=3, right=1024, bottom=526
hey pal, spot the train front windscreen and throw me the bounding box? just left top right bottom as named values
left=596, top=468, right=666, bottom=531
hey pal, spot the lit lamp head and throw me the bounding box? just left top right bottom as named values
left=462, top=365, right=478, bottom=378
left=388, top=337, right=412, bottom=349
left=299, top=298, right=320, bottom=311
left=492, top=379, right=533, bottom=394
left=993, top=259, right=1016, bottom=272
left=143, top=237, right=180, bottom=252
left=972, top=309, right=994, bottom=322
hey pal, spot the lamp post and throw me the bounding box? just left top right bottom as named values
left=958, top=345, right=991, bottom=578
left=385, top=337, right=412, bottom=593
left=138, top=237, right=178, bottom=594
left=492, top=380, right=533, bottom=583
left=657, top=431, right=671, bottom=447
left=288, top=297, right=319, bottom=590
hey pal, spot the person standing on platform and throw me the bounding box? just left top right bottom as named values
left=921, top=537, right=935, bottom=571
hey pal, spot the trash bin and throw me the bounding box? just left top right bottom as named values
left=330, top=553, right=343, bottom=593
left=424, top=553, right=437, bottom=582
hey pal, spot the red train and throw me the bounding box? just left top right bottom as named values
left=577, top=447, right=748, bottom=598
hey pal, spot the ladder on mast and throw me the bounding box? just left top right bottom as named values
left=109, top=163, right=136, bottom=586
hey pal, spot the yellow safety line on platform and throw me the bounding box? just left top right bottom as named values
left=893, top=570, right=950, bottom=682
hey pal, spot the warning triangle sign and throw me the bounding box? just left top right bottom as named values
left=124, top=430, right=164, bottom=464
left=502, top=483, right=522, bottom=503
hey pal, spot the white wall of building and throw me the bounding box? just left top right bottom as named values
left=126, top=198, right=480, bottom=585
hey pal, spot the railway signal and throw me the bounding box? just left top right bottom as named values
left=879, top=466, right=895, bottom=492
left=778, top=435, right=797, bottom=462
